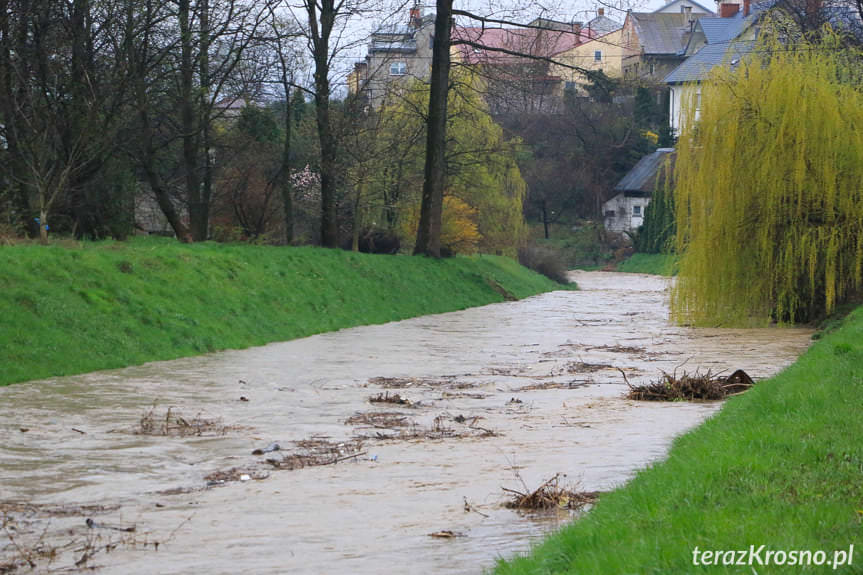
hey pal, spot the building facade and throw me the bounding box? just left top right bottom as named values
left=349, top=6, right=436, bottom=108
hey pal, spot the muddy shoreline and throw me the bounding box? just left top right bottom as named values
left=0, top=272, right=812, bottom=574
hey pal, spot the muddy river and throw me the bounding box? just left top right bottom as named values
left=0, top=272, right=813, bottom=574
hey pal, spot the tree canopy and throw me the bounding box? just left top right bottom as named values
left=671, top=32, right=863, bottom=325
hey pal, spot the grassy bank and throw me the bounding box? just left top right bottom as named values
left=616, top=252, right=678, bottom=276
left=496, top=307, right=862, bottom=574
left=0, top=238, right=570, bottom=387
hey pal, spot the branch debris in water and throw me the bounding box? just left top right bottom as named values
left=622, top=368, right=755, bottom=401
left=502, top=473, right=599, bottom=510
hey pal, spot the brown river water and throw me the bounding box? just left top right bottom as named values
left=0, top=272, right=813, bottom=574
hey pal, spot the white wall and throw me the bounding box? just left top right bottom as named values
left=669, top=84, right=701, bottom=136
left=603, top=193, right=652, bottom=233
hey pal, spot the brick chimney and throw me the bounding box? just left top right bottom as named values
left=409, top=5, right=422, bottom=28
left=805, top=0, right=822, bottom=21
left=720, top=2, right=740, bottom=17
left=743, top=0, right=751, bottom=15
left=598, top=7, right=605, bottom=16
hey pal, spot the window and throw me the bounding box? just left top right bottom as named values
left=594, top=50, right=602, bottom=62
left=605, top=210, right=616, bottom=217
left=649, top=62, right=656, bottom=75
left=633, top=205, right=642, bottom=216
left=389, top=61, right=407, bottom=76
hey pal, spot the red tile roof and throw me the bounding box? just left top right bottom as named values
left=452, top=25, right=595, bottom=65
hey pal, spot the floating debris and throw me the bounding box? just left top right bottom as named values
left=204, top=468, right=269, bottom=485
left=263, top=437, right=366, bottom=471
left=428, top=530, right=464, bottom=538
left=516, top=380, right=592, bottom=392
left=355, top=415, right=497, bottom=442
left=622, top=368, right=755, bottom=401
left=345, top=411, right=412, bottom=429
left=251, top=442, right=281, bottom=455
left=85, top=517, right=136, bottom=533
left=503, top=473, right=599, bottom=510
left=367, top=375, right=478, bottom=390
left=554, top=361, right=615, bottom=375
left=368, top=392, right=414, bottom=406
left=585, top=344, right=646, bottom=354
left=135, top=404, right=230, bottom=437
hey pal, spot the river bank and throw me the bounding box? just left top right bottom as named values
left=495, top=304, right=862, bottom=574
left=0, top=238, right=568, bottom=387
left=0, top=272, right=812, bottom=574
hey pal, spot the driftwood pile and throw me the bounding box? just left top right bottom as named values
left=503, top=473, right=599, bottom=511
left=260, top=437, right=366, bottom=470
left=136, top=405, right=228, bottom=437
left=622, top=368, right=755, bottom=401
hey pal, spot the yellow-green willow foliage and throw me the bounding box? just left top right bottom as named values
left=671, top=33, right=863, bottom=325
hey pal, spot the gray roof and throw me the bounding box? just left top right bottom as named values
left=697, top=14, right=749, bottom=44
left=665, top=39, right=754, bottom=83
left=585, top=15, right=622, bottom=36
left=630, top=13, right=707, bottom=55
left=614, top=149, right=676, bottom=193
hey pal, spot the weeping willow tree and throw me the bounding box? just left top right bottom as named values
left=635, top=157, right=676, bottom=254
left=672, top=32, right=863, bottom=326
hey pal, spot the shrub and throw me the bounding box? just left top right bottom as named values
left=518, top=244, right=570, bottom=284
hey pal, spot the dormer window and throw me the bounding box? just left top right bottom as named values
left=389, top=62, right=407, bottom=76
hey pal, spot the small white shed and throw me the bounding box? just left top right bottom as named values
left=603, top=148, right=675, bottom=233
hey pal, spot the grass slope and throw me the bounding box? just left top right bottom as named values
left=616, top=253, right=678, bottom=276
left=0, top=238, right=569, bottom=387
left=496, top=306, right=863, bottom=574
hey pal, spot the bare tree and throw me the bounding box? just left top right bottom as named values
left=413, top=0, right=453, bottom=257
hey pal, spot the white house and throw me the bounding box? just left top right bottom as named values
left=664, top=0, right=760, bottom=134
left=604, top=148, right=675, bottom=233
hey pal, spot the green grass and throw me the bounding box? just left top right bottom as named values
left=495, top=306, right=863, bottom=574
left=0, top=238, right=571, bottom=386
left=616, top=252, right=678, bottom=276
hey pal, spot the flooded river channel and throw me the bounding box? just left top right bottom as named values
left=0, top=272, right=813, bottom=574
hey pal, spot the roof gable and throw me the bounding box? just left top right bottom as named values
left=630, top=13, right=709, bottom=55
left=652, top=0, right=716, bottom=14
left=614, top=149, right=676, bottom=193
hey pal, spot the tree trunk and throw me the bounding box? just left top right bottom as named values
left=351, top=180, right=363, bottom=251
left=307, top=0, right=339, bottom=248
left=542, top=199, right=550, bottom=239
left=315, top=57, right=338, bottom=248
left=198, top=0, right=212, bottom=241
left=179, top=0, right=203, bottom=241
left=279, top=86, right=294, bottom=245
left=38, top=208, right=48, bottom=245
left=414, top=0, right=453, bottom=257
